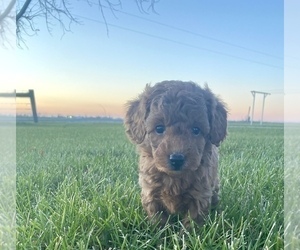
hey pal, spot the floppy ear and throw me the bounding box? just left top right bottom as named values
left=204, top=87, right=227, bottom=146
left=124, top=95, right=148, bottom=144
left=210, top=100, right=227, bottom=146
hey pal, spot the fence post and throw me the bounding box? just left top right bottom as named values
left=29, top=90, right=38, bottom=123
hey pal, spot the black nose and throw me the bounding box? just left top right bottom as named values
left=169, top=153, right=185, bottom=171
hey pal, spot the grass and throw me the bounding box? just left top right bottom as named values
left=16, top=122, right=284, bottom=249
left=0, top=123, right=16, bottom=248
left=284, top=123, right=300, bottom=249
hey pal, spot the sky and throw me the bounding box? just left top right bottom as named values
left=1, top=0, right=298, bottom=122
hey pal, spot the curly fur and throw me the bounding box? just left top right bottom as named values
left=124, top=80, right=227, bottom=228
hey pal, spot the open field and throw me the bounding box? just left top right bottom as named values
left=16, top=122, right=284, bottom=249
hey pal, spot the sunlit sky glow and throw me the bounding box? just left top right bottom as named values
left=2, top=0, right=298, bottom=122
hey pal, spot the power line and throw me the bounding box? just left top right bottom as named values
left=260, top=89, right=284, bottom=94
left=82, top=1, right=283, bottom=60
left=74, top=13, right=283, bottom=70
left=260, top=89, right=300, bottom=95
left=116, top=10, right=283, bottom=60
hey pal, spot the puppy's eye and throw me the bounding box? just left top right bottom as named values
left=192, top=127, right=201, bottom=135
left=155, top=125, right=165, bottom=134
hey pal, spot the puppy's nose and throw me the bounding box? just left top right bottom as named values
left=169, top=153, right=185, bottom=171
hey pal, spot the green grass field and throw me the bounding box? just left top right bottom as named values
left=16, top=122, right=284, bottom=249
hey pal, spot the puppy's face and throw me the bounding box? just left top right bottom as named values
left=144, top=90, right=210, bottom=174
left=124, top=81, right=227, bottom=174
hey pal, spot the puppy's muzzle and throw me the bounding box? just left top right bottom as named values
left=169, top=153, right=185, bottom=171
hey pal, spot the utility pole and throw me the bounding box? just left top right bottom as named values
left=251, top=92, right=256, bottom=125
left=250, top=91, right=270, bottom=125
left=247, top=106, right=251, bottom=122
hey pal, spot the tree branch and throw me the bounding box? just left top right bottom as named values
left=0, top=0, right=16, bottom=23
left=16, top=0, right=32, bottom=21
left=14, top=0, right=159, bottom=47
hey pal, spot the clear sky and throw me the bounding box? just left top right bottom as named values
left=1, top=0, right=290, bottom=122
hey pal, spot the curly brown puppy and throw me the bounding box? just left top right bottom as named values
left=124, top=80, right=227, bottom=228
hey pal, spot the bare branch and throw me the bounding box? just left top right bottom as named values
left=0, top=0, right=16, bottom=22
left=16, top=0, right=81, bottom=46
left=14, top=0, right=159, bottom=47
left=16, top=0, right=31, bottom=21
left=135, top=0, right=159, bottom=14
left=0, top=0, right=16, bottom=48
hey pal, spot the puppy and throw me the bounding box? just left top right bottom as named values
left=124, top=80, right=227, bottom=228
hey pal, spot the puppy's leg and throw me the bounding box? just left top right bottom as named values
left=211, top=179, right=220, bottom=209
left=141, top=194, right=169, bottom=226
left=182, top=199, right=210, bottom=229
